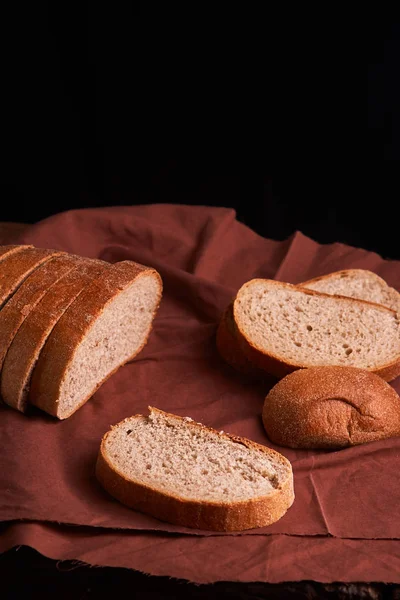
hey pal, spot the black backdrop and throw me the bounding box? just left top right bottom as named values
left=2, top=8, right=399, bottom=260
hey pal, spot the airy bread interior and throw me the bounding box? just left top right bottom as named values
left=58, top=273, right=160, bottom=418
left=102, top=409, right=289, bottom=503
left=235, top=281, right=400, bottom=369
left=304, top=270, right=400, bottom=313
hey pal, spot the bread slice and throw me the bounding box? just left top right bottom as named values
left=217, top=270, right=400, bottom=376
left=1, top=259, right=108, bottom=412
left=302, top=269, right=400, bottom=314
left=233, top=279, right=400, bottom=381
left=29, top=261, right=163, bottom=419
left=96, top=407, right=294, bottom=532
left=263, top=366, right=400, bottom=449
left=0, top=254, right=83, bottom=372
left=0, top=247, right=62, bottom=310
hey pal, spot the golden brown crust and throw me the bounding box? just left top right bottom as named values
left=0, top=258, right=109, bottom=412
left=262, top=366, right=400, bottom=449
left=0, top=255, right=81, bottom=372
left=96, top=407, right=294, bottom=532
left=216, top=302, right=264, bottom=376
left=0, top=245, right=33, bottom=260
left=233, top=279, right=400, bottom=382
left=0, top=247, right=63, bottom=308
left=29, top=261, right=163, bottom=419
left=300, top=269, right=381, bottom=287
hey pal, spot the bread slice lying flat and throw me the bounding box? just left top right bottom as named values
left=263, top=366, right=400, bottom=449
left=1, top=259, right=108, bottom=412
left=233, top=280, right=400, bottom=381
left=303, top=269, right=400, bottom=314
left=217, top=270, right=400, bottom=377
left=29, top=261, right=163, bottom=419
left=96, top=407, right=294, bottom=532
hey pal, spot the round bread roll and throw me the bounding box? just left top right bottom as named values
left=262, top=366, right=400, bottom=449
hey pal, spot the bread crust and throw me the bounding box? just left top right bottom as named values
left=96, top=407, right=294, bottom=532
left=233, top=279, right=400, bottom=382
left=29, top=261, right=163, bottom=419
left=0, top=247, right=63, bottom=308
left=0, top=245, right=33, bottom=260
left=262, top=366, right=400, bottom=449
left=216, top=302, right=264, bottom=376
left=0, top=259, right=108, bottom=412
left=0, top=254, right=82, bottom=373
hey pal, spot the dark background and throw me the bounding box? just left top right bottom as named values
left=2, top=9, right=400, bottom=259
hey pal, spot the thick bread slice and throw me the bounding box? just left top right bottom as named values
left=29, top=261, right=163, bottom=419
left=1, top=259, right=108, bottom=412
left=217, top=270, right=400, bottom=376
left=233, top=279, right=400, bottom=381
left=263, top=366, right=400, bottom=449
left=302, top=269, right=400, bottom=314
left=96, top=407, right=294, bottom=532
left=0, top=254, right=82, bottom=372
left=0, top=247, right=63, bottom=310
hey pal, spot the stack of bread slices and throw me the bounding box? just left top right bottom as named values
left=0, top=244, right=162, bottom=419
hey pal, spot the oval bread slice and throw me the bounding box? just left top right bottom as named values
left=1, top=259, right=108, bottom=412
left=218, top=270, right=400, bottom=377
left=233, top=279, right=400, bottom=381
left=302, top=269, right=400, bottom=314
left=29, top=261, right=163, bottom=419
left=263, top=366, right=400, bottom=449
left=96, top=407, right=294, bottom=532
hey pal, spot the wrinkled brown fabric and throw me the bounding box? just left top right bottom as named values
left=0, top=205, right=399, bottom=582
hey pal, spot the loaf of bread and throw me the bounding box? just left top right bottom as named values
left=262, top=366, right=400, bottom=449
left=29, top=261, right=162, bottom=419
left=232, top=279, right=400, bottom=381
left=1, top=258, right=108, bottom=412
left=96, top=407, right=294, bottom=531
left=218, top=269, right=400, bottom=378
left=0, top=244, right=163, bottom=418
left=0, top=254, right=81, bottom=372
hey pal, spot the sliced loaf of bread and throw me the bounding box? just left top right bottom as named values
left=96, top=407, right=294, bottom=532
left=1, top=258, right=108, bottom=412
left=0, top=254, right=82, bottom=372
left=233, top=279, right=400, bottom=381
left=0, top=247, right=62, bottom=309
left=29, top=261, right=163, bottom=419
left=302, top=269, right=400, bottom=314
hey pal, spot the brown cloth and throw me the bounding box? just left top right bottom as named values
left=0, top=205, right=399, bottom=583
